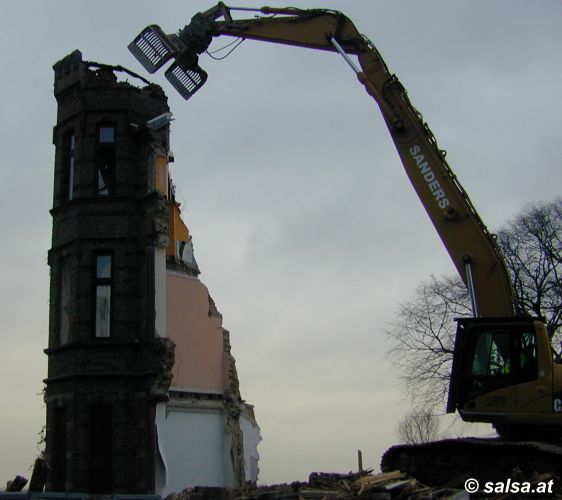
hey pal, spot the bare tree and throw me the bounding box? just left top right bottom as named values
left=386, top=274, right=470, bottom=409
left=497, top=198, right=562, bottom=346
left=386, top=198, right=562, bottom=410
left=396, top=407, right=440, bottom=445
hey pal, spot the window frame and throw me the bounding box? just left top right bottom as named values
left=98, top=125, right=115, bottom=145
left=59, top=257, right=71, bottom=344
left=96, top=123, right=116, bottom=196
left=88, top=404, right=113, bottom=493
left=62, top=130, right=76, bottom=201
left=464, top=328, right=539, bottom=401
left=94, top=252, right=113, bottom=339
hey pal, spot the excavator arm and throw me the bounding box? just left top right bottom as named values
left=129, top=3, right=516, bottom=318
left=129, top=5, right=559, bottom=431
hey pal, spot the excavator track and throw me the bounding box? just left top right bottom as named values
left=381, top=438, right=562, bottom=486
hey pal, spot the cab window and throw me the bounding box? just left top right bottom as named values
left=519, top=331, right=537, bottom=382
left=471, top=331, right=511, bottom=377
left=466, top=329, right=538, bottom=401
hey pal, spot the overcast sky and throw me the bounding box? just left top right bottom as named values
left=1, top=0, right=561, bottom=487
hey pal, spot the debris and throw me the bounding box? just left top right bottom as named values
left=309, top=470, right=371, bottom=490
left=168, top=469, right=467, bottom=500
left=29, top=458, right=49, bottom=492
left=354, top=470, right=402, bottom=492
left=6, top=476, right=27, bottom=492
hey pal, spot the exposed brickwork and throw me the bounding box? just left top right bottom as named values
left=45, top=51, right=174, bottom=494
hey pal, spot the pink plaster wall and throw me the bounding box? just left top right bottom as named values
left=166, top=272, right=225, bottom=392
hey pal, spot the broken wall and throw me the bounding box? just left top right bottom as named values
left=155, top=262, right=261, bottom=493
left=166, top=272, right=224, bottom=391
left=152, top=86, right=261, bottom=496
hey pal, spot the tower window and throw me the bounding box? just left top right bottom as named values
left=63, top=131, right=76, bottom=201
left=99, top=126, right=114, bottom=144
left=95, top=254, right=112, bottom=338
left=52, top=407, right=67, bottom=491
left=96, top=124, right=115, bottom=196
left=89, top=404, right=113, bottom=493
left=60, top=258, right=71, bottom=344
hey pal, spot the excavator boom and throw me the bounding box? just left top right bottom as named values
left=129, top=3, right=516, bottom=318
left=128, top=3, right=559, bottom=436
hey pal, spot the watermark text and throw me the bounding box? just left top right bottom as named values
left=464, top=477, right=555, bottom=495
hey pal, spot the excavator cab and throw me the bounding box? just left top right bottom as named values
left=447, top=318, right=561, bottom=437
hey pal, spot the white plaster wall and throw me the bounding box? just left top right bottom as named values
left=222, top=432, right=235, bottom=488
left=155, top=401, right=233, bottom=496
left=240, top=409, right=262, bottom=483
left=154, top=403, right=167, bottom=494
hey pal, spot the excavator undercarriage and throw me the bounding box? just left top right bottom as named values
left=381, top=437, right=562, bottom=487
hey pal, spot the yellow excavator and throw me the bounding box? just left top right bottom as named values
left=128, top=3, right=562, bottom=482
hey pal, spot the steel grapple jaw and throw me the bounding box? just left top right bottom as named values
left=128, top=9, right=217, bottom=100
left=165, top=55, right=208, bottom=101
left=128, top=25, right=178, bottom=74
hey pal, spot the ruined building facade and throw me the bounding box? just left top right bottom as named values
left=45, top=51, right=260, bottom=495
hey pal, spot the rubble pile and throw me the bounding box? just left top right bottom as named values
left=167, top=470, right=468, bottom=500
left=3, top=467, right=561, bottom=499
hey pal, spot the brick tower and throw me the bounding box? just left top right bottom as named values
left=45, top=50, right=175, bottom=494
